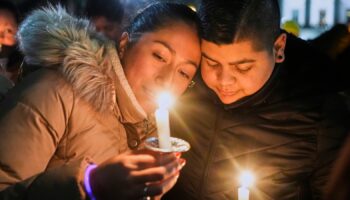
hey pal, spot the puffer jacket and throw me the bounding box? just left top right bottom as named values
left=0, top=6, right=156, bottom=200
left=165, top=34, right=350, bottom=200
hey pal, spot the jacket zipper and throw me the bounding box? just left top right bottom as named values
left=198, top=108, right=222, bottom=199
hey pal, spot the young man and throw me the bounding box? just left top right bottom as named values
left=166, top=0, right=350, bottom=199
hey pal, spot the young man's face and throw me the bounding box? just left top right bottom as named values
left=201, top=39, right=276, bottom=104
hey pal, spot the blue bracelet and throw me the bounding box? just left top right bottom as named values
left=84, top=164, right=98, bottom=200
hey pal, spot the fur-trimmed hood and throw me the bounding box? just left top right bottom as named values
left=17, top=6, right=146, bottom=121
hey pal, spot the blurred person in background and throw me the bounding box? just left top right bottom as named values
left=311, top=23, right=350, bottom=106
left=84, top=0, right=124, bottom=43
left=311, top=24, right=350, bottom=62
left=0, top=3, right=201, bottom=200
left=0, top=0, right=23, bottom=101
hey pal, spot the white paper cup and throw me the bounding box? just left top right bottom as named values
left=144, top=137, right=190, bottom=153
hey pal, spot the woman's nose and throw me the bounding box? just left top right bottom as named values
left=155, top=75, right=172, bottom=89
left=155, top=65, right=175, bottom=89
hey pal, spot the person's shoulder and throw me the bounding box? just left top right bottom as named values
left=283, top=33, right=340, bottom=93
left=6, top=68, right=74, bottom=108
left=21, top=68, right=71, bottom=91
left=285, top=32, right=324, bottom=61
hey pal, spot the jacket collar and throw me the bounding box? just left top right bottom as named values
left=108, top=47, right=147, bottom=123
left=223, top=63, right=282, bottom=110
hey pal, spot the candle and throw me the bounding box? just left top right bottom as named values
left=155, top=92, right=174, bottom=150
left=238, top=187, right=249, bottom=200
left=238, top=170, right=254, bottom=200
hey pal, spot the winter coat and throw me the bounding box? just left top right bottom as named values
left=0, top=7, right=156, bottom=200
left=325, top=135, right=350, bottom=200
left=165, top=34, right=350, bottom=200
left=0, top=74, right=13, bottom=101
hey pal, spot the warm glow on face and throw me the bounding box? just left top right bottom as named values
left=239, top=170, right=255, bottom=188
left=156, top=92, right=174, bottom=109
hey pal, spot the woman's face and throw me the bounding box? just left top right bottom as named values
left=119, top=22, right=201, bottom=114
left=0, top=9, right=17, bottom=46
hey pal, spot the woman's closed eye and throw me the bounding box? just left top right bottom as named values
left=178, top=69, right=190, bottom=79
left=153, top=52, right=167, bottom=63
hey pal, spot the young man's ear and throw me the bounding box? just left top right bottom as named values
left=118, top=32, right=129, bottom=59
left=274, top=33, right=287, bottom=63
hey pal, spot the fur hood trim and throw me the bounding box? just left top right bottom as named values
left=18, top=6, right=146, bottom=118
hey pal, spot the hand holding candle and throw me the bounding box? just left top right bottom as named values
left=155, top=92, right=174, bottom=150
left=238, top=170, right=255, bottom=200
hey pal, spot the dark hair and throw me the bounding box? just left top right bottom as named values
left=85, top=0, right=124, bottom=23
left=199, top=0, right=281, bottom=51
left=126, top=3, right=200, bottom=43
left=0, top=0, right=20, bottom=23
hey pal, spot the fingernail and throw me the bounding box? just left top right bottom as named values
left=175, top=152, right=181, bottom=159
left=179, top=158, right=186, bottom=168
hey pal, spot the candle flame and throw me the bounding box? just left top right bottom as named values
left=188, top=5, right=197, bottom=12
left=156, top=92, right=174, bottom=109
left=239, top=170, right=255, bottom=188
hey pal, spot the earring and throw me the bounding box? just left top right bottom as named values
left=278, top=54, right=284, bottom=60
left=188, top=80, right=196, bottom=88
left=276, top=48, right=285, bottom=63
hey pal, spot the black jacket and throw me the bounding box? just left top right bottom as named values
left=165, top=34, right=350, bottom=200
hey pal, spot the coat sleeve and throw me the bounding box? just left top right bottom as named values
left=0, top=71, right=89, bottom=200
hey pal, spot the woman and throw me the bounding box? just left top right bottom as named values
left=0, top=3, right=201, bottom=200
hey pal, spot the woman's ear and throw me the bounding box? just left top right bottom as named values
left=273, top=33, right=287, bottom=63
left=118, top=32, right=129, bottom=59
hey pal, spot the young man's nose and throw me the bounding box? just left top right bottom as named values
left=217, top=68, right=236, bottom=85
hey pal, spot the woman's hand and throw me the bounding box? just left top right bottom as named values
left=88, top=150, right=185, bottom=200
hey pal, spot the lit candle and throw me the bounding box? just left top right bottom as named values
left=238, top=170, right=255, bottom=200
left=155, top=92, right=174, bottom=150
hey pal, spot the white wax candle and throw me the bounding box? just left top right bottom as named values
left=238, top=170, right=254, bottom=200
left=238, top=186, right=249, bottom=200
left=155, top=92, right=174, bottom=150
left=155, top=107, right=171, bottom=149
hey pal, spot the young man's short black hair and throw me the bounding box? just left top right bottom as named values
left=85, top=0, right=124, bottom=23
left=199, top=0, right=281, bottom=51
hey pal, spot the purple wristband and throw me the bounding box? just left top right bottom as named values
left=84, top=164, right=97, bottom=200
